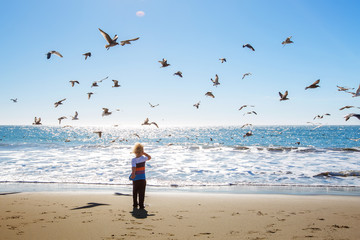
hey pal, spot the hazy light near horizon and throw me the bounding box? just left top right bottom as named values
left=136, top=11, right=145, bottom=17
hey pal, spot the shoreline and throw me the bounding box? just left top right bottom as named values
left=1, top=182, right=360, bottom=196
left=1, top=192, right=359, bottom=239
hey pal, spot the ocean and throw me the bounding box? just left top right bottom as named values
left=0, top=125, right=359, bottom=195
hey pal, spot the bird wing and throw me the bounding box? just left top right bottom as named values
left=283, top=91, right=288, bottom=98
left=279, top=92, right=284, bottom=98
left=52, top=51, right=63, bottom=58
left=112, top=80, right=118, bottom=85
left=151, top=122, right=159, bottom=128
left=313, top=79, right=320, bottom=85
left=215, top=74, right=219, bottom=82
left=98, top=28, right=113, bottom=44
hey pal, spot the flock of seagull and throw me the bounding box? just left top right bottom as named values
left=8, top=28, right=360, bottom=141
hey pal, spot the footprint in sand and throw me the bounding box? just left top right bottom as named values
left=194, top=232, right=212, bottom=237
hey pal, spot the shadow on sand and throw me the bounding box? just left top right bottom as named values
left=114, top=192, right=132, bottom=197
left=0, top=192, right=21, bottom=196
left=131, top=208, right=155, bottom=219
left=71, top=202, right=110, bottom=210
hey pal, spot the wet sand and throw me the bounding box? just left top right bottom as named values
left=0, top=192, right=359, bottom=239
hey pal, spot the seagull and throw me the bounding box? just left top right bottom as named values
left=69, top=80, right=79, bottom=87
left=112, top=80, right=121, bottom=87
left=313, top=113, right=331, bottom=120
left=349, top=138, right=360, bottom=142
left=352, top=84, right=360, bottom=97
left=32, top=117, right=42, bottom=125
left=120, top=37, right=140, bottom=46
left=98, top=28, right=119, bottom=50
left=205, top=91, right=215, bottom=98
left=242, top=73, right=252, bottom=80
left=305, top=79, right=320, bottom=90
left=158, top=58, right=170, bottom=68
left=54, top=98, right=66, bottom=108
left=149, top=102, right=159, bottom=108
left=243, top=44, right=255, bottom=51
left=279, top=91, right=289, bottom=101
left=110, top=137, right=120, bottom=143
left=83, top=52, right=91, bottom=60
left=238, top=105, right=255, bottom=111
left=102, top=108, right=112, bottom=117
left=133, top=133, right=140, bottom=139
left=336, top=86, right=353, bottom=92
left=193, top=101, right=200, bottom=109
left=58, top=116, right=67, bottom=124
left=344, top=113, right=360, bottom=121
left=241, top=123, right=252, bottom=128
left=98, top=76, right=109, bottom=83
left=46, top=51, right=63, bottom=59
left=219, top=58, right=226, bottom=63
left=141, top=118, right=159, bottom=128
left=72, top=111, right=79, bottom=120
left=93, top=131, right=102, bottom=138
left=243, top=111, right=257, bottom=116
left=10, top=98, right=17, bottom=103
left=173, top=71, right=183, bottom=78
left=282, top=36, right=293, bottom=46
left=243, top=131, right=253, bottom=137
left=211, top=74, right=220, bottom=87
left=87, top=92, right=94, bottom=99
left=339, top=106, right=359, bottom=110
left=91, top=82, right=99, bottom=87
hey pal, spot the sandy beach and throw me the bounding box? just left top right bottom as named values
left=0, top=191, right=359, bottom=240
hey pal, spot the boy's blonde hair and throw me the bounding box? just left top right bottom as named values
left=132, top=142, right=144, bottom=154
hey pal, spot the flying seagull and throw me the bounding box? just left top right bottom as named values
left=282, top=36, right=293, bottom=46
left=205, top=91, right=215, bottom=98
left=305, top=79, right=320, bottom=90
left=54, top=98, right=66, bottom=108
left=243, top=44, right=255, bottom=51
left=239, top=105, right=255, bottom=111
left=339, top=106, right=359, bottom=111
left=149, top=102, right=159, bottom=108
left=87, top=92, right=94, bottom=99
left=120, top=37, right=140, bottom=46
left=58, top=116, right=67, bottom=124
left=47, top=51, right=63, bottom=59
left=352, top=84, right=360, bottom=97
left=336, top=85, right=353, bottom=92
left=83, top=52, right=91, bottom=60
left=173, top=71, right=183, bottom=78
left=242, top=73, right=252, bottom=80
left=98, top=28, right=119, bottom=50
left=72, top=111, right=79, bottom=120
left=243, top=111, right=257, bottom=116
left=279, top=91, right=289, bottom=101
left=93, top=131, right=102, bottom=138
left=141, top=118, right=159, bottom=128
left=211, top=74, right=220, bottom=87
left=69, top=80, right=79, bottom=87
left=344, top=113, right=360, bottom=121
left=193, top=101, right=200, bottom=109
left=243, top=131, right=253, bottom=138
left=102, top=108, right=112, bottom=117
left=313, top=113, right=331, bottom=120
left=10, top=98, right=17, bottom=103
left=158, top=58, right=170, bottom=68
left=33, top=117, right=42, bottom=125
left=241, top=123, right=252, bottom=128
left=219, top=58, right=226, bottom=63
left=112, top=80, right=121, bottom=87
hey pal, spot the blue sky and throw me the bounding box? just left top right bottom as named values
left=1, top=0, right=360, bottom=127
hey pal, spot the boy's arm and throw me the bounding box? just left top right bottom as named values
left=143, top=152, right=151, bottom=160
left=131, top=167, right=136, bottom=179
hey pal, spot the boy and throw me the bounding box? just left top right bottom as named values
left=130, top=143, right=151, bottom=209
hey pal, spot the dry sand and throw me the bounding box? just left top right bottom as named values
left=0, top=191, right=359, bottom=239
